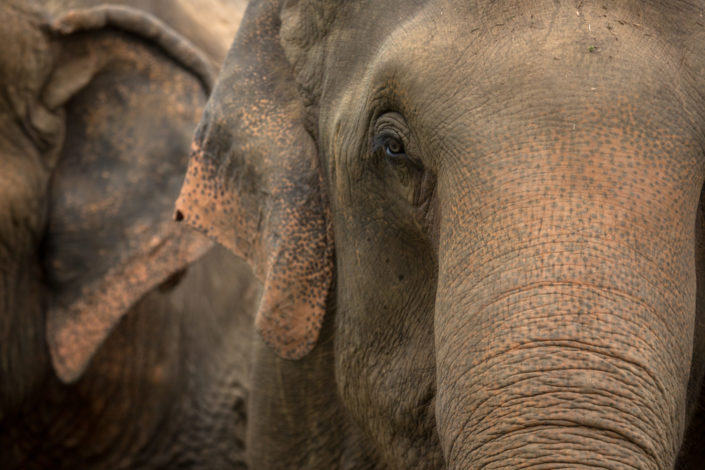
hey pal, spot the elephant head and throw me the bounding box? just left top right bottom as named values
left=0, top=0, right=214, bottom=412
left=176, top=0, right=705, bottom=467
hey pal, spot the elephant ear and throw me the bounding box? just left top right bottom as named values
left=174, top=0, right=334, bottom=360
left=42, top=6, right=214, bottom=383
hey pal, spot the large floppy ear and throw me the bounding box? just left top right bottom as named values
left=174, top=0, right=334, bottom=360
left=42, top=6, right=214, bottom=383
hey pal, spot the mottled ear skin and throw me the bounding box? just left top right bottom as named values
left=42, top=7, right=213, bottom=383
left=175, top=0, right=334, bottom=359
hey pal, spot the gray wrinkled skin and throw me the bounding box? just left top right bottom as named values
left=179, top=1, right=705, bottom=468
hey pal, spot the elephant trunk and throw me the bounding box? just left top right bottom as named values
left=434, top=183, right=698, bottom=468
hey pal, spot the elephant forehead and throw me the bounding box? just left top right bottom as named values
left=340, top=0, right=697, bottom=121
left=321, top=2, right=705, bottom=187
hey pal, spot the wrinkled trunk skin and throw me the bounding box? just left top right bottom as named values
left=434, top=137, right=701, bottom=468
left=437, top=269, right=690, bottom=468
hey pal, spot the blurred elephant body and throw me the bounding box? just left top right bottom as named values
left=0, top=1, right=255, bottom=469
left=3, top=246, right=257, bottom=469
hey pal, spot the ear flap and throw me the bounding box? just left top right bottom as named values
left=174, top=0, right=334, bottom=360
left=43, top=7, right=214, bottom=383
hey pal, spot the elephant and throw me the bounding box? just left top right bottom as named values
left=174, top=0, right=705, bottom=468
left=0, top=0, right=257, bottom=468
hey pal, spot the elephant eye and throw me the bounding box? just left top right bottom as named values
left=370, top=128, right=431, bottom=207
left=373, top=133, right=405, bottom=158
left=372, top=133, right=422, bottom=170
left=384, top=137, right=405, bottom=157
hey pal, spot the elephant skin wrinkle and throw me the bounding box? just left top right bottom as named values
left=178, top=0, right=705, bottom=469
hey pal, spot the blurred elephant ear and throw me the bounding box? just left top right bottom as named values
left=174, top=0, right=334, bottom=360
left=42, top=6, right=214, bottom=383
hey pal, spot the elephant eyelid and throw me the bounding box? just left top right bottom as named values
left=371, top=133, right=402, bottom=154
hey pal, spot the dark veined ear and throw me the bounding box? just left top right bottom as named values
left=174, top=0, right=334, bottom=360
left=42, top=6, right=214, bottom=383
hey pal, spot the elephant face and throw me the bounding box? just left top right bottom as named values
left=176, top=0, right=705, bottom=468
